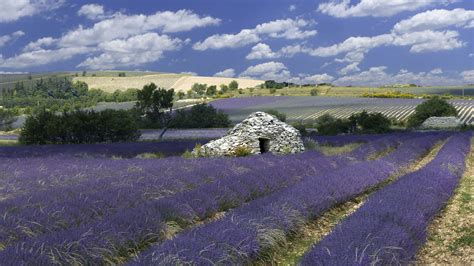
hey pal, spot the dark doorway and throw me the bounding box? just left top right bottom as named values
left=259, top=138, right=270, bottom=153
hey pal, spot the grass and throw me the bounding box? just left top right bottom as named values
left=135, top=152, right=165, bottom=159
left=313, top=143, right=363, bottom=156
left=416, top=137, right=473, bottom=264
left=261, top=140, right=447, bottom=265
left=0, top=139, right=19, bottom=146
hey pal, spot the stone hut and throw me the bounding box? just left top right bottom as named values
left=420, top=116, right=462, bottom=129
left=193, top=112, right=304, bottom=157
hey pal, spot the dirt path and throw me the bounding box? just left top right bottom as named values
left=416, top=137, right=473, bottom=264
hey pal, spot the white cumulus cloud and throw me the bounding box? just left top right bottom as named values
left=0, top=47, right=91, bottom=69
left=60, top=10, right=220, bottom=48
left=461, top=70, right=474, bottom=83
left=0, top=0, right=65, bottom=23
left=77, top=33, right=184, bottom=70
left=393, top=8, right=474, bottom=34
left=246, top=43, right=278, bottom=60
left=0, top=9, right=219, bottom=69
left=214, top=68, right=236, bottom=78
left=318, top=0, right=457, bottom=18
left=335, top=66, right=462, bottom=86
left=393, top=30, right=465, bottom=53
left=0, top=31, right=25, bottom=47
left=193, top=18, right=316, bottom=51
left=240, top=61, right=291, bottom=82
left=77, top=4, right=105, bottom=20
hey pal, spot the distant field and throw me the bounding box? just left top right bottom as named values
left=210, top=96, right=474, bottom=124
left=171, top=76, right=263, bottom=92
left=0, top=71, right=163, bottom=92
left=233, top=85, right=474, bottom=97
left=74, top=74, right=264, bottom=92
left=73, top=73, right=187, bottom=93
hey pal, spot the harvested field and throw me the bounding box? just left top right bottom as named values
left=171, top=76, right=263, bottom=92
left=73, top=73, right=187, bottom=92
left=73, top=74, right=263, bottom=92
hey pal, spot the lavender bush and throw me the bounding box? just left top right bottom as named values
left=300, top=132, right=471, bottom=265
left=0, top=139, right=210, bottom=158
left=131, top=133, right=444, bottom=264
left=0, top=134, right=406, bottom=264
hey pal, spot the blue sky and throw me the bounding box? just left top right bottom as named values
left=0, top=0, right=473, bottom=86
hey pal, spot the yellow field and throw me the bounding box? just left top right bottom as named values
left=74, top=74, right=264, bottom=93
left=73, top=74, right=187, bottom=93
left=171, top=76, right=263, bottom=92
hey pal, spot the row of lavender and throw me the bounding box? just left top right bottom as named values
left=301, top=132, right=471, bottom=265
left=0, top=139, right=211, bottom=158
left=130, top=133, right=444, bottom=264
left=0, top=133, right=406, bottom=264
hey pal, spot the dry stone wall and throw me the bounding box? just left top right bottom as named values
left=420, top=116, right=462, bottom=129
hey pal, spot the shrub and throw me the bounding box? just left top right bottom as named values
left=407, top=96, right=458, bottom=128
left=169, top=104, right=231, bottom=128
left=0, top=108, right=17, bottom=130
left=177, top=91, right=185, bottom=99
left=304, top=138, right=318, bottom=150
left=269, top=88, right=276, bottom=94
left=181, top=150, right=194, bottom=159
left=233, top=145, right=252, bottom=157
left=292, top=122, right=308, bottom=136
left=191, top=83, right=207, bottom=96
left=19, top=109, right=140, bottom=145
left=220, top=84, right=229, bottom=93
left=206, top=86, right=217, bottom=96
left=135, top=152, right=165, bottom=159
left=265, top=109, right=286, bottom=122
left=310, top=89, right=318, bottom=96
left=349, top=111, right=392, bottom=133
left=229, top=80, right=239, bottom=91
left=315, top=114, right=351, bottom=135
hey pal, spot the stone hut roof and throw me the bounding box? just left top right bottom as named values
left=194, top=112, right=304, bottom=157
left=420, top=116, right=462, bottom=129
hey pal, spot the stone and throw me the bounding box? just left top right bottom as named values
left=420, top=116, right=462, bottom=129
left=193, top=111, right=304, bottom=157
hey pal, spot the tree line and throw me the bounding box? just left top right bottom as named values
left=19, top=82, right=231, bottom=145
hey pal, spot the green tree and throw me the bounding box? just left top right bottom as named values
left=206, top=85, right=217, bottom=96
left=0, top=109, right=17, bottom=130
left=19, top=109, right=139, bottom=145
left=229, top=80, right=239, bottom=91
left=136, top=83, right=175, bottom=139
left=177, top=91, right=186, bottom=99
left=349, top=111, right=391, bottom=133
left=191, top=83, right=207, bottom=96
left=72, top=81, right=89, bottom=96
left=407, top=96, right=458, bottom=128
left=169, top=103, right=231, bottom=128
left=315, top=114, right=350, bottom=135
left=220, top=84, right=229, bottom=93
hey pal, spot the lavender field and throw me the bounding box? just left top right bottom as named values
left=0, top=131, right=471, bottom=264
